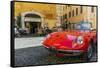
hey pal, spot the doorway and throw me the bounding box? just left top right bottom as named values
left=24, top=13, right=42, bottom=34
left=29, top=22, right=40, bottom=34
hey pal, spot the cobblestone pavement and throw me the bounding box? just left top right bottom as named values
left=15, top=46, right=97, bottom=67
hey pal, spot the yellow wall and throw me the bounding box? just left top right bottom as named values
left=14, top=2, right=57, bottom=29
left=45, top=19, right=57, bottom=29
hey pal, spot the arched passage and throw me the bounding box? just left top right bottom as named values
left=21, top=11, right=44, bottom=34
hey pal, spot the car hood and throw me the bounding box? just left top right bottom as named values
left=43, top=31, right=81, bottom=49
left=52, top=34, right=77, bottom=48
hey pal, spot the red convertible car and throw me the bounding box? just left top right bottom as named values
left=42, top=22, right=97, bottom=61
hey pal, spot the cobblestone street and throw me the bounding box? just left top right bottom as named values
left=14, top=37, right=97, bottom=67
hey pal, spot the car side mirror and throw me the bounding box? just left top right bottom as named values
left=90, top=28, right=96, bottom=31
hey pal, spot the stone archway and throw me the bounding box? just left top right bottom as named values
left=21, top=11, right=45, bottom=34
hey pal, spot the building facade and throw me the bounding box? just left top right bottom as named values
left=14, top=2, right=57, bottom=34
left=14, top=2, right=97, bottom=35
left=57, top=5, right=97, bottom=29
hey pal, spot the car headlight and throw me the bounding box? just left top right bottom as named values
left=77, top=36, right=84, bottom=44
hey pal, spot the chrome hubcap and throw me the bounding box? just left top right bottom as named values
left=87, top=44, right=92, bottom=58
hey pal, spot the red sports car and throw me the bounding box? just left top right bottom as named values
left=42, top=22, right=97, bottom=60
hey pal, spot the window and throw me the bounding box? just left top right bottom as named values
left=65, top=14, right=67, bottom=19
left=63, top=6, right=65, bottom=11
left=65, top=21, right=68, bottom=29
left=80, top=6, right=83, bottom=13
left=91, top=6, right=94, bottom=13
left=68, top=4, right=70, bottom=7
left=61, top=16, right=64, bottom=23
left=63, top=15, right=65, bottom=19
left=72, top=10, right=74, bottom=16
left=72, top=23, right=75, bottom=29
left=66, top=5, right=67, bottom=9
left=76, top=8, right=78, bottom=15
left=60, top=16, right=63, bottom=22
left=68, top=23, right=71, bottom=29
left=69, top=12, right=71, bottom=18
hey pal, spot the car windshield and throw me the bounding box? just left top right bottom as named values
left=75, top=21, right=92, bottom=31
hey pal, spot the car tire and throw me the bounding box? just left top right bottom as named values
left=84, top=41, right=94, bottom=62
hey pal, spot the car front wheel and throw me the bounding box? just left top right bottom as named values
left=85, top=42, right=94, bottom=61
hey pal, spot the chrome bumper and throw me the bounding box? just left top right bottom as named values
left=45, top=46, right=83, bottom=56
left=57, top=49, right=83, bottom=56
